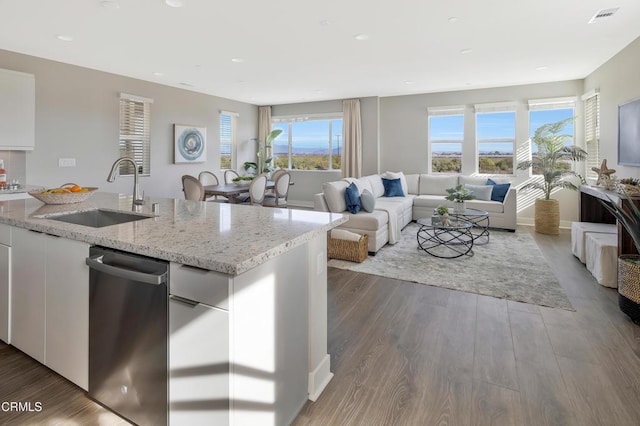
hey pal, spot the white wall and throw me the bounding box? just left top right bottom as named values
left=584, top=36, right=640, bottom=181
left=0, top=49, right=259, bottom=199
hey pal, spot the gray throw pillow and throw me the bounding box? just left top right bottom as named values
left=463, top=184, right=493, bottom=201
left=360, top=189, right=376, bottom=212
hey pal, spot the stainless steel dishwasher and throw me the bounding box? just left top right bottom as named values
left=86, top=246, right=169, bottom=426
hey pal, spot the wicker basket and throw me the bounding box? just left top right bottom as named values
left=28, top=187, right=98, bottom=204
left=534, top=198, right=560, bottom=235
left=328, top=233, right=368, bottom=263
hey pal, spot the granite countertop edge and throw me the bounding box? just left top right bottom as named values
left=0, top=195, right=348, bottom=276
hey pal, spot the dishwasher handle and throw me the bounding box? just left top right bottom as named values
left=86, top=254, right=168, bottom=285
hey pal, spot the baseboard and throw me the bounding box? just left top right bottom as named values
left=308, top=354, right=333, bottom=402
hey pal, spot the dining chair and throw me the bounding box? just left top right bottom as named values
left=181, top=175, right=205, bottom=201
left=262, top=172, right=291, bottom=208
left=198, top=171, right=227, bottom=202
left=267, top=169, right=286, bottom=195
left=224, top=169, right=240, bottom=184
left=239, top=174, right=267, bottom=206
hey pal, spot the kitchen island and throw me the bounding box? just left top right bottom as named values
left=0, top=192, right=347, bottom=425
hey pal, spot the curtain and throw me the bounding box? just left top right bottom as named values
left=342, top=99, right=362, bottom=178
left=258, top=106, right=272, bottom=174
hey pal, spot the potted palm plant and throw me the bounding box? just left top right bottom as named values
left=598, top=187, right=640, bottom=324
left=516, top=118, right=587, bottom=235
left=244, top=129, right=283, bottom=175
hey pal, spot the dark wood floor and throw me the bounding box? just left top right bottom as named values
left=2, top=228, right=640, bottom=425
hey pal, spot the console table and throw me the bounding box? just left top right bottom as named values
left=579, top=185, right=639, bottom=256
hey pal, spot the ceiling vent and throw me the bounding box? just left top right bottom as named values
left=588, top=7, right=620, bottom=23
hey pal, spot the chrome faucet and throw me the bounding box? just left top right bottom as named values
left=107, top=157, right=144, bottom=205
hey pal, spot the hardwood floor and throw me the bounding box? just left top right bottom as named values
left=1, top=228, right=640, bottom=425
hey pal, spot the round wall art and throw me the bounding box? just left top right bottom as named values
left=174, top=124, right=207, bottom=163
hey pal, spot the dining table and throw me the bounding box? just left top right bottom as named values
left=203, top=182, right=275, bottom=204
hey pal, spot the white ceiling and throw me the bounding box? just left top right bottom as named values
left=1, top=0, right=639, bottom=106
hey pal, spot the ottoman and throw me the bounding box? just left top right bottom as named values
left=585, top=232, right=618, bottom=288
left=571, top=222, right=617, bottom=263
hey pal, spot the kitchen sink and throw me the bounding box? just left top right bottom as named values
left=49, top=209, right=153, bottom=228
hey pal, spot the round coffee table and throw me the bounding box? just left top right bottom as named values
left=434, top=207, right=490, bottom=245
left=416, top=218, right=474, bottom=258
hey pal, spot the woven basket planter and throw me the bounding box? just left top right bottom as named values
left=534, top=198, right=560, bottom=235
left=327, top=233, right=368, bottom=263
left=618, top=255, right=640, bottom=324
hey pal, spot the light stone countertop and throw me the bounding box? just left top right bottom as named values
left=0, top=192, right=347, bottom=275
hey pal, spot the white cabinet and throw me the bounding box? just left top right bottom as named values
left=0, top=223, right=11, bottom=343
left=11, top=227, right=46, bottom=363
left=0, top=68, right=35, bottom=150
left=169, top=296, right=229, bottom=426
left=10, top=227, right=89, bottom=389
left=45, top=235, right=89, bottom=390
left=169, top=262, right=230, bottom=425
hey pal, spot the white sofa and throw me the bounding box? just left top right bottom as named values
left=314, top=173, right=517, bottom=253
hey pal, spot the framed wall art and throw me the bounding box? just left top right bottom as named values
left=174, top=124, right=207, bottom=163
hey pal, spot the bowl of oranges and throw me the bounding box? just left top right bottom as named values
left=29, top=183, right=98, bottom=204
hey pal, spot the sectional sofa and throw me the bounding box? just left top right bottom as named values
left=314, top=173, right=517, bottom=253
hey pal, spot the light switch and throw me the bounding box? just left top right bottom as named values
left=316, top=252, right=324, bottom=275
left=58, top=158, right=76, bottom=167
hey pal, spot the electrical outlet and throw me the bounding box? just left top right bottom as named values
left=58, top=158, right=76, bottom=167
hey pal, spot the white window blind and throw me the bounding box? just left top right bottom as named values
left=474, top=101, right=516, bottom=113
left=427, top=105, right=465, bottom=116
left=219, top=111, right=237, bottom=170
left=528, top=97, right=576, bottom=111
left=119, top=93, right=152, bottom=176
left=583, top=91, right=600, bottom=179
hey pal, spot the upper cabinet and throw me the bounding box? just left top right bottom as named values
left=0, top=68, right=35, bottom=150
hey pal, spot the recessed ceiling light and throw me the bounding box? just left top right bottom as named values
left=319, top=20, right=331, bottom=26
left=404, top=81, right=415, bottom=85
left=100, top=1, right=120, bottom=9
left=165, top=0, right=184, bottom=7
left=448, top=17, right=459, bottom=23
left=231, top=58, right=244, bottom=63
left=194, top=64, right=201, bottom=68
left=56, top=34, right=73, bottom=42
left=152, top=72, right=164, bottom=76
left=460, top=48, right=473, bottom=54
left=354, top=34, right=369, bottom=41
left=535, top=66, right=549, bottom=71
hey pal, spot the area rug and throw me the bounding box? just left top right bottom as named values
left=328, top=223, right=574, bottom=311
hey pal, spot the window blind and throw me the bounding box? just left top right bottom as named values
left=427, top=105, right=465, bottom=116
left=219, top=111, right=236, bottom=170
left=584, top=92, right=600, bottom=179
left=119, top=93, right=152, bottom=176
left=474, top=101, right=516, bottom=113
left=528, top=97, right=576, bottom=111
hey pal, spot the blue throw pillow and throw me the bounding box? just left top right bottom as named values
left=382, top=178, right=404, bottom=197
left=487, top=179, right=511, bottom=203
left=344, top=182, right=361, bottom=214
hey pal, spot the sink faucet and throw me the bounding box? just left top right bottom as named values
left=107, top=157, right=144, bottom=205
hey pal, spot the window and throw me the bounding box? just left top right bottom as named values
left=271, top=114, right=343, bottom=170
left=528, top=97, right=575, bottom=175
left=220, top=111, right=237, bottom=170
left=582, top=91, right=600, bottom=179
left=475, top=102, right=516, bottom=174
left=428, top=106, right=464, bottom=173
left=119, top=93, right=152, bottom=176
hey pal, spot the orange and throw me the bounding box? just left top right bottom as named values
left=70, top=185, right=83, bottom=192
